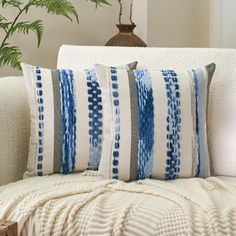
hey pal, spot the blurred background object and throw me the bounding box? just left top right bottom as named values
left=105, top=0, right=147, bottom=47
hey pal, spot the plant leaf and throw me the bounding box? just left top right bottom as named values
left=0, top=15, right=11, bottom=32
left=10, top=20, right=43, bottom=47
left=87, top=0, right=111, bottom=7
left=0, top=44, right=21, bottom=69
left=28, top=0, right=79, bottom=23
left=1, top=0, right=22, bottom=8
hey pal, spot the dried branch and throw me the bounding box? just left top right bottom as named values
left=129, top=0, right=134, bottom=25
left=118, top=0, right=122, bottom=24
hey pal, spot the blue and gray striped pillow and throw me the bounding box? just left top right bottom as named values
left=21, top=62, right=137, bottom=177
left=96, top=63, right=215, bottom=181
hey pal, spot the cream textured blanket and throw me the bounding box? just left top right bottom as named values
left=0, top=172, right=236, bottom=236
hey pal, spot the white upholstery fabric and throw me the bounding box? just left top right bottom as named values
left=58, top=46, right=236, bottom=177
left=0, top=76, right=30, bottom=186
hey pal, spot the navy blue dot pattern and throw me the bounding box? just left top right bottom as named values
left=35, top=67, right=44, bottom=176
left=162, top=70, right=181, bottom=180
left=110, top=67, right=120, bottom=180
left=86, top=69, right=103, bottom=170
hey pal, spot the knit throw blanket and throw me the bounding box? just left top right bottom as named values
left=0, top=172, right=236, bottom=236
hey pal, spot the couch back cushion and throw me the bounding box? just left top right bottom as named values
left=58, top=46, right=236, bottom=177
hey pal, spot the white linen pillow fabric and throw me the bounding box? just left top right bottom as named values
left=96, top=63, right=216, bottom=181
left=21, top=62, right=137, bottom=177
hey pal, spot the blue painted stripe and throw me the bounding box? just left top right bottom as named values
left=57, top=69, right=76, bottom=174
left=86, top=69, right=103, bottom=170
left=162, top=70, right=181, bottom=180
left=192, top=69, right=201, bottom=177
left=135, top=70, right=154, bottom=179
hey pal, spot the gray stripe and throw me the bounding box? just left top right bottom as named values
left=194, top=64, right=216, bottom=178
left=189, top=71, right=197, bottom=177
left=196, top=69, right=207, bottom=177
left=206, top=63, right=216, bottom=176
left=126, top=61, right=138, bottom=71
left=51, top=70, right=61, bottom=173
left=128, top=71, right=139, bottom=181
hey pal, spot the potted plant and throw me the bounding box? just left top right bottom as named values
left=105, top=0, right=147, bottom=47
left=0, top=0, right=109, bottom=69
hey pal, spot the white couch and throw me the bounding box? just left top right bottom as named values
left=1, top=46, right=236, bottom=235
left=1, top=45, right=236, bottom=185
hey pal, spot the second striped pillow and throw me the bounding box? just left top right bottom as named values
left=96, top=63, right=216, bottom=181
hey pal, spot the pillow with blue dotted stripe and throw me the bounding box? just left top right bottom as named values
left=96, top=63, right=216, bottom=181
left=21, top=62, right=137, bottom=177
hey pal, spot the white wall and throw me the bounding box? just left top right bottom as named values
left=0, top=0, right=211, bottom=77
left=210, top=0, right=236, bottom=48
left=133, top=0, right=148, bottom=43
left=134, top=0, right=210, bottom=47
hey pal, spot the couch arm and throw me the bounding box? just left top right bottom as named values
left=0, top=76, right=30, bottom=186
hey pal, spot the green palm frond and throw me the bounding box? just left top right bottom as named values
left=0, top=15, right=11, bottom=32
left=10, top=20, right=43, bottom=47
left=0, top=44, right=21, bottom=69
left=88, top=0, right=111, bottom=7
left=1, top=0, right=22, bottom=9
left=28, top=0, right=79, bottom=23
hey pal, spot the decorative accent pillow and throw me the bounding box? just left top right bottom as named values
left=21, top=62, right=137, bottom=177
left=96, top=63, right=216, bottom=181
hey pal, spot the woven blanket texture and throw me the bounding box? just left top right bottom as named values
left=0, top=171, right=236, bottom=236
